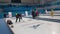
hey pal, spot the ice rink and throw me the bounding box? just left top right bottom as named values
left=5, top=15, right=60, bottom=34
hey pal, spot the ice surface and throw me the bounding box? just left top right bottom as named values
left=5, top=16, right=60, bottom=34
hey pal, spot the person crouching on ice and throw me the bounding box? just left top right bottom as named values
left=7, top=19, right=13, bottom=28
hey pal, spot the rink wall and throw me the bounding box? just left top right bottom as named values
left=47, top=10, right=60, bottom=14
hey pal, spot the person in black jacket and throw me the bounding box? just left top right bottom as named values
left=15, top=14, right=19, bottom=22
left=19, top=14, right=22, bottom=22
left=4, top=13, right=7, bottom=18
left=15, top=13, right=22, bottom=22
left=31, top=10, right=36, bottom=19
